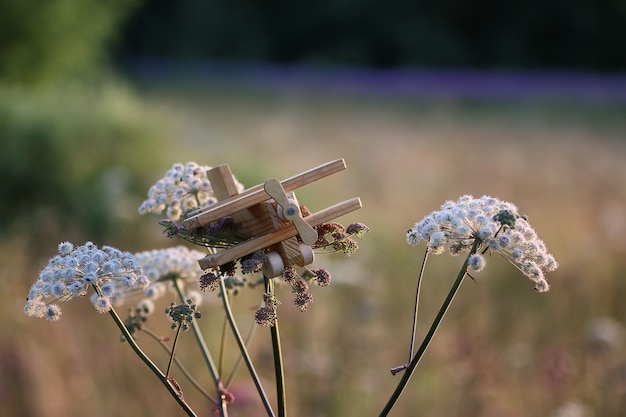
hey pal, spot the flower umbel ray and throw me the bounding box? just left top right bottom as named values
left=406, top=195, right=558, bottom=291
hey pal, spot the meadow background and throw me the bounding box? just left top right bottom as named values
left=2, top=2, right=626, bottom=416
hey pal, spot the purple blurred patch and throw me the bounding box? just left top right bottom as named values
left=124, top=59, right=626, bottom=102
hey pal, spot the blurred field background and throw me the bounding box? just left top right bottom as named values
left=2, top=1, right=626, bottom=417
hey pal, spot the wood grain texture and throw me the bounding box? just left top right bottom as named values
left=184, top=158, right=346, bottom=230
left=198, top=197, right=362, bottom=269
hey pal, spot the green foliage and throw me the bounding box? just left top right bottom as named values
left=0, top=83, right=166, bottom=244
left=0, top=0, right=139, bottom=85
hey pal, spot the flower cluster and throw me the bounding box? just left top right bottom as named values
left=199, top=271, right=220, bottom=292
left=283, top=267, right=314, bottom=312
left=254, top=293, right=280, bottom=327
left=138, top=162, right=244, bottom=220
left=123, top=304, right=152, bottom=338
left=251, top=266, right=332, bottom=322
left=165, top=299, right=202, bottom=331
left=25, top=241, right=149, bottom=320
left=312, top=221, right=370, bottom=255
left=134, top=246, right=206, bottom=301
left=198, top=252, right=261, bottom=295
left=406, top=195, right=558, bottom=292
left=213, top=250, right=266, bottom=279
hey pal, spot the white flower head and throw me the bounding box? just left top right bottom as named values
left=138, top=162, right=245, bottom=220
left=134, top=246, right=206, bottom=301
left=406, top=195, right=558, bottom=292
left=25, top=242, right=148, bottom=320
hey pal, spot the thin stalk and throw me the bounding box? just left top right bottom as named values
left=172, top=279, right=221, bottom=387
left=391, top=249, right=430, bottom=375
left=95, top=285, right=198, bottom=417
left=218, top=277, right=276, bottom=417
left=142, top=327, right=217, bottom=404
left=408, top=250, right=429, bottom=363
left=378, top=240, right=480, bottom=417
left=219, top=315, right=228, bottom=377
left=224, top=316, right=257, bottom=388
left=265, top=276, right=287, bottom=417
left=166, top=324, right=183, bottom=377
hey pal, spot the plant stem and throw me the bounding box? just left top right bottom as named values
left=96, top=285, right=198, bottom=417
left=408, top=250, right=429, bottom=363
left=218, top=276, right=276, bottom=417
left=166, top=324, right=183, bottom=377
left=142, top=327, right=217, bottom=404
left=172, top=280, right=221, bottom=387
left=378, top=240, right=480, bottom=417
left=172, top=280, right=227, bottom=417
left=265, top=275, right=287, bottom=417
left=225, top=317, right=257, bottom=387
left=219, top=315, right=228, bottom=377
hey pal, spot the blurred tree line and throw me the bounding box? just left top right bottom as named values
left=0, top=0, right=140, bottom=85
left=0, top=0, right=165, bottom=249
left=117, top=0, right=626, bottom=71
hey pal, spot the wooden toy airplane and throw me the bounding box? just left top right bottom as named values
left=183, top=158, right=362, bottom=277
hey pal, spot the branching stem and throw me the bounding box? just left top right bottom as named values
left=218, top=277, right=276, bottom=417
left=172, top=280, right=221, bottom=387
left=95, top=284, right=198, bottom=417
left=379, top=240, right=480, bottom=417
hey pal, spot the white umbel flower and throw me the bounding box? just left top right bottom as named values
left=138, top=162, right=245, bottom=220
left=407, top=195, right=558, bottom=292
left=134, top=246, right=207, bottom=301
left=25, top=242, right=148, bottom=320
